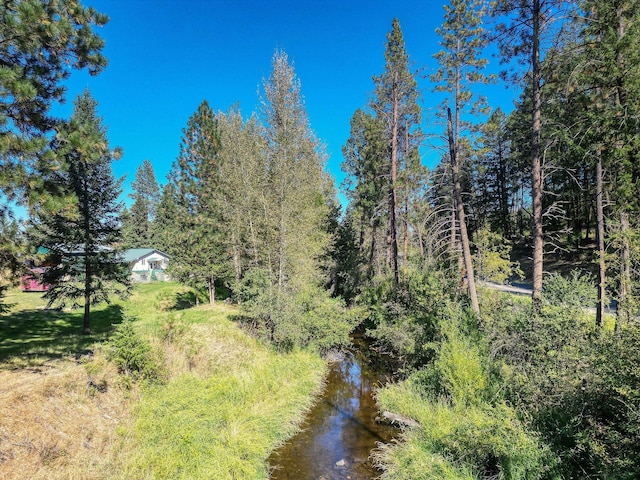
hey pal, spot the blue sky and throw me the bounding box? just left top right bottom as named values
left=55, top=0, right=519, bottom=205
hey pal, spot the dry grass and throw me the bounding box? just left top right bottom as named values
left=0, top=353, right=135, bottom=479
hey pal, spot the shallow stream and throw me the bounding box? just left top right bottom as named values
left=268, top=337, right=399, bottom=479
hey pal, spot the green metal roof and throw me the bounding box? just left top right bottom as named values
left=121, top=248, right=170, bottom=263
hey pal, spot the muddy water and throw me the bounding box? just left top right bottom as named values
left=268, top=337, right=399, bottom=480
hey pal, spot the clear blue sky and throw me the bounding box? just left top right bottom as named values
left=55, top=0, right=518, bottom=205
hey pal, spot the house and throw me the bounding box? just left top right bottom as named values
left=21, top=267, right=50, bottom=292
left=122, top=248, right=170, bottom=282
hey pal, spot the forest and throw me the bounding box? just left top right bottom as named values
left=2, top=0, right=640, bottom=479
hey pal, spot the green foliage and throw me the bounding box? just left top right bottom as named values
left=542, top=270, right=596, bottom=310
left=435, top=315, right=488, bottom=405
left=121, top=159, right=160, bottom=248
left=481, top=278, right=640, bottom=478
left=473, top=226, right=523, bottom=284
left=0, top=0, right=108, bottom=207
left=578, top=325, right=640, bottom=478
left=374, top=306, right=552, bottom=479
left=107, top=318, right=164, bottom=383
left=29, top=90, right=130, bottom=333
left=238, top=273, right=359, bottom=354
left=165, top=100, right=232, bottom=303
left=362, top=267, right=455, bottom=368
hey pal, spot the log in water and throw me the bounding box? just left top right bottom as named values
left=268, top=337, right=399, bottom=479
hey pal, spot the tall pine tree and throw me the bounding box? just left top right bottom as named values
left=166, top=100, right=230, bottom=304
left=121, top=159, right=161, bottom=248
left=432, top=0, right=492, bottom=319
left=372, top=18, right=422, bottom=285
left=31, top=90, right=129, bottom=334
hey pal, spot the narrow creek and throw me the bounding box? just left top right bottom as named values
left=268, top=336, right=399, bottom=479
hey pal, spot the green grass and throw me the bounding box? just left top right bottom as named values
left=0, top=288, right=124, bottom=365
left=0, top=282, right=327, bottom=479
left=114, top=283, right=327, bottom=479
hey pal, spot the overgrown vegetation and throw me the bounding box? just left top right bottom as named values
left=0, top=283, right=326, bottom=479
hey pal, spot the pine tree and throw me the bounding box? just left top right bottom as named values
left=432, top=0, right=492, bottom=319
left=341, top=109, right=388, bottom=280
left=166, top=100, right=230, bottom=304
left=31, top=90, right=129, bottom=334
left=0, top=0, right=108, bottom=207
left=491, top=0, right=572, bottom=312
left=372, top=19, right=422, bottom=285
left=151, top=182, right=179, bottom=255
left=121, top=159, right=161, bottom=248
left=475, top=108, right=516, bottom=237
left=577, top=0, right=640, bottom=325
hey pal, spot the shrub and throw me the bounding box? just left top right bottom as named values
left=362, top=267, right=454, bottom=369
left=374, top=308, right=553, bottom=479
left=542, top=270, right=596, bottom=310
left=107, top=319, right=165, bottom=383
left=473, top=227, right=523, bottom=284
left=236, top=272, right=360, bottom=353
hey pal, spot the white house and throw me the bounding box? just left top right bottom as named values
left=122, top=248, right=170, bottom=282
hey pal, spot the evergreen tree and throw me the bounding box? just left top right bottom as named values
left=166, top=100, right=230, bottom=304
left=474, top=108, right=515, bottom=237
left=121, top=159, right=161, bottom=248
left=372, top=18, right=422, bottom=285
left=31, top=91, right=129, bottom=334
left=577, top=0, right=640, bottom=324
left=0, top=0, right=108, bottom=208
left=432, top=0, right=492, bottom=319
left=491, top=0, right=572, bottom=311
left=341, top=109, right=388, bottom=280
left=151, top=182, right=179, bottom=255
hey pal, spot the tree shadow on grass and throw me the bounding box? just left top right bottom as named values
left=0, top=304, right=124, bottom=362
left=171, top=291, right=198, bottom=310
left=169, top=286, right=231, bottom=311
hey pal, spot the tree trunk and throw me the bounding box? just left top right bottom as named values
left=531, top=0, right=544, bottom=314
left=619, top=212, right=631, bottom=327
left=369, top=221, right=377, bottom=279
left=402, top=128, right=410, bottom=284
left=209, top=276, right=216, bottom=304
left=387, top=72, right=400, bottom=285
left=595, top=150, right=606, bottom=327
left=447, top=107, right=480, bottom=321
left=498, top=138, right=509, bottom=237
left=83, top=281, right=91, bottom=334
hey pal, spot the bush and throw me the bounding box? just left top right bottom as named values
left=542, top=270, right=596, bottom=310
left=236, top=271, right=360, bottom=353
left=473, top=227, right=524, bottom=284
left=108, top=319, right=165, bottom=383
left=374, top=307, right=553, bottom=479
left=361, top=267, right=455, bottom=369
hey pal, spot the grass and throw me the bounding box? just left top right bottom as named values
left=0, top=283, right=327, bottom=479
left=0, top=289, right=123, bottom=366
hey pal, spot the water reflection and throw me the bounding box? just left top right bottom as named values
left=268, top=342, right=398, bottom=479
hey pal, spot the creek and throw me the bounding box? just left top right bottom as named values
left=268, top=336, right=399, bottom=480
